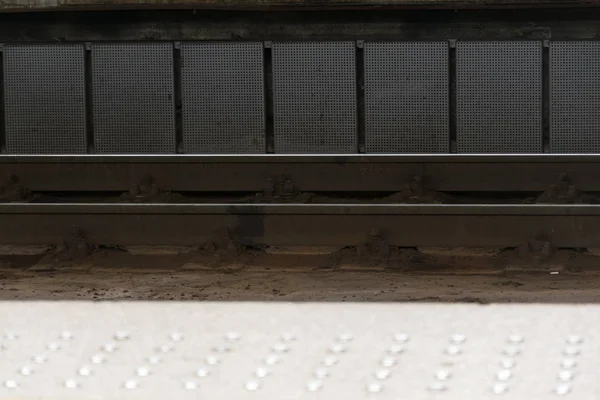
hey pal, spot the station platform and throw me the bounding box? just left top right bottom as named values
left=0, top=301, right=594, bottom=399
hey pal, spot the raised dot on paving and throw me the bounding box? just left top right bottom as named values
left=148, top=355, right=162, bottom=365
left=381, top=356, right=396, bottom=367
left=19, top=366, right=33, bottom=376
left=196, top=368, right=210, bottom=378
left=136, top=367, right=150, bottom=377
left=282, top=333, right=296, bottom=342
left=64, top=379, right=79, bottom=389
left=78, top=366, right=92, bottom=377
left=47, top=342, right=61, bottom=352
left=4, top=380, right=18, bottom=389
left=91, top=354, right=106, bottom=364
left=492, top=382, right=508, bottom=394
left=4, top=332, right=19, bottom=341
left=561, top=359, right=577, bottom=369
left=556, top=383, right=571, bottom=395
left=502, top=346, right=521, bottom=357
left=169, top=332, right=184, bottom=342
left=558, top=370, right=574, bottom=382
left=102, top=342, right=117, bottom=353
left=264, top=355, right=280, bottom=365
left=394, top=333, right=410, bottom=342
left=225, top=332, right=241, bottom=342
left=496, top=369, right=512, bottom=381
left=123, top=379, right=138, bottom=390
left=184, top=381, right=198, bottom=390
left=563, top=347, right=580, bottom=356
left=435, top=370, right=451, bottom=380
left=314, top=367, right=329, bottom=379
left=323, top=356, right=338, bottom=367
left=366, top=382, right=383, bottom=393
left=507, top=335, right=524, bottom=344
left=500, top=359, right=516, bottom=369
left=428, top=381, right=447, bottom=392
left=306, top=380, right=323, bottom=392
left=114, top=331, right=130, bottom=341
left=566, top=335, right=583, bottom=345
left=245, top=380, right=260, bottom=391
left=450, top=334, right=467, bottom=344
left=33, top=355, right=47, bottom=364
left=255, top=367, right=269, bottom=378
left=446, top=345, right=462, bottom=356
left=60, top=331, right=74, bottom=341
left=337, top=333, right=353, bottom=343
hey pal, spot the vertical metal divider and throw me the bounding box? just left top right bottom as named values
left=84, top=42, right=94, bottom=154
left=356, top=40, right=366, bottom=153
left=542, top=39, right=550, bottom=153
left=264, top=41, right=274, bottom=154
left=173, top=41, right=183, bottom=154
left=0, top=44, right=5, bottom=154
left=448, top=40, right=457, bottom=154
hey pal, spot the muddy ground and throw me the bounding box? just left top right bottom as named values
left=0, top=246, right=599, bottom=303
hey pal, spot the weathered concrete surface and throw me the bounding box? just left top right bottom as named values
left=0, top=0, right=598, bottom=12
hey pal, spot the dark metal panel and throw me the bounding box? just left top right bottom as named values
left=3, top=44, right=86, bottom=154
left=180, top=42, right=265, bottom=154
left=550, top=41, right=600, bottom=153
left=272, top=42, right=357, bottom=154
left=364, top=41, right=449, bottom=153
left=91, top=43, right=175, bottom=154
left=456, top=41, right=542, bottom=153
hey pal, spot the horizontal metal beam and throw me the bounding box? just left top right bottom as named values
left=0, top=0, right=598, bottom=12
left=1, top=203, right=599, bottom=247
left=2, top=155, right=600, bottom=192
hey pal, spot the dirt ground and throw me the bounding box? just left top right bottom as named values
left=0, top=246, right=600, bottom=303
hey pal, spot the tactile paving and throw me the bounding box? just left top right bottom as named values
left=91, top=43, right=175, bottom=154
left=550, top=41, right=600, bottom=153
left=0, top=302, right=597, bottom=399
left=364, top=42, right=449, bottom=153
left=180, top=42, right=265, bottom=154
left=3, top=44, right=86, bottom=154
left=456, top=41, right=542, bottom=153
left=272, top=42, right=357, bottom=154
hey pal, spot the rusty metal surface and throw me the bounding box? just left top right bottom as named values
left=0, top=203, right=598, bottom=247
left=0, top=0, right=598, bottom=12
left=1, top=155, right=600, bottom=192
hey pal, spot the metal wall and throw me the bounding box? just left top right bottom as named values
left=0, top=40, right=597, bottom=154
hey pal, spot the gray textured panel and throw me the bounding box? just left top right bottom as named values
left=456, top=41, right=542, bottom=153
left=3, top=44, right=86, bottom=154
left=550, top=41, right=600, bottom=153
left=92, top=43, right=175, bottom=154
left=272, top=42, right=357, bottom=154
left=181, top=42, right=265, bottom=154
left=0, top=302, right=598, bottom=399
left=365, top=42, right=449, bottom=153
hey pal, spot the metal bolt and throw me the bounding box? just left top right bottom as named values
left=428, top=382, right=447, bottom=392
left=306, top=380, right=323, bottom=392
left=136, top=367, right=150, bottom=377
left=446, top=345, right=462, bottom=356
left=555, top=383, right=571, bottom=395
left=33, top=355, right=47, bottom=364
left=196, top=368, right=210, bottom=378
left=124, top=380, right=138, bottom=390
left=19, top=366, right=32, bottom=376
left=4, top=380, right=17, bottom=389
left=558, top=370, right=574, bottom=382
left=47, top=342, right=61, bottom=352
left=184, top=381, right=198, bottom=390
left=502, top=346, right=521, bottom=357
left=564, top=347, right=580, bottom=356
left=314, top=368, right=329, bottom=379
left=338, top=333, right=353, bottom=343
left=388, top=344, right=404, bottom=354
left=381, top=356, right=396, bottom=367
left=148, top=355, right=162, bottom=365
left=282, top=333, right=296, bottom=342
left=492, top=382, right=508, bottom=394
left=375, top=368, right=391, bottom=380
left=245, top=380, right=260, bottom=391
left=169, top=332, right=184, bottom=342
left=114, top=331, right=130, bottom=341
left=91, top=354, right=106, bottom=364
left=272, top=343, right=290, bottom=353
left=567, top=335, right=583, bottom=345
left=507, top=335, right=524, bottom=344
left=78, top=366, right=92, bottom=377
left=329, top=344, right=346, bottom=354
left=500, top=359, right=516, bottom=369
left=561, top=359, right=577, bottom=369
left=64, top=379, right=78, bottom=389
left=213, top=344, right=231, bottom=353
left=367, top=382, right=383, bottom=393
left=225, top=332, right=241, bottom=342
left=496, top=370, right=512, bottom=381
left=255, top=367, right=269, bottom=378
left=206, top=355, right=220, bottom=365
left=394, top=333, right=410, bottom=342
left=102, top=342, right=117, bottom=353
left=451, top=334, right=466, bottom=344
left=264, top=355, right=280, bottom=365
left=60, top=331, right=74, bottom=341
left=323, top=356, right=338, bottom=367
left=436, top=370, right=451, bottom=380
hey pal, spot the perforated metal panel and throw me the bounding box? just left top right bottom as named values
left=364, top=42, right=449, bottom=153
left=456, top=41, right=542, bottom=153
left=181, top=43, right=265, bottom=154
left=0, top=302, right=599, bottom=399
left=272, top=42, right=357, bottom=154
left=92, top=43, right=175, bottom=154
left=3, top=44, right=86, bottom=154
left=550, top=41, right=600, bottom=153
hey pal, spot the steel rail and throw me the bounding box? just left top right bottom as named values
left=1, top=203, right=599, bottom=247
left=2, top=154, right=600, bottom=192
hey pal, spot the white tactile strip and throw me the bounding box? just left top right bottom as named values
left=0, top=302, right=596, bottom=399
